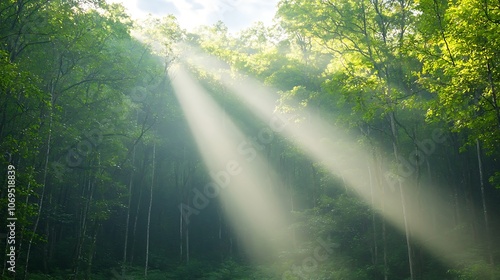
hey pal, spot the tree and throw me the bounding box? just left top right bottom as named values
left=415, top=0, right=500, bottom=182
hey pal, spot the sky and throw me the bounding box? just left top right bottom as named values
left=106, top=0, right=280, bottom=33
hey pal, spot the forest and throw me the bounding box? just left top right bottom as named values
left=1, top=0, right=500, bottom=279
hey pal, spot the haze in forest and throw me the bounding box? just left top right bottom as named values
left=1, top=0, right=499, bottom=280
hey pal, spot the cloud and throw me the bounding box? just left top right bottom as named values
left=218, top=0, right=278, bottom=32
left=106, top=0, right=278, bottom=33
left=136, top=0, right=178, bottom=15
left=184, top=0, right=204, bottom=10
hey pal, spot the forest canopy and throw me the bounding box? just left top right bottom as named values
left=0, top=0, right=499, bottom=279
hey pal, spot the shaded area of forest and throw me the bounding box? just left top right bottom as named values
left=1, top=0, right=500, bottom=279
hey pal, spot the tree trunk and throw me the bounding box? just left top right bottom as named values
left=85, top=222, right=99, bottom=280
left=218, top=208, right=223, bottom=260
left=179, top=192, right=183, bottom=262
left=73, top=171, right=96, bottom=279
left=24, top=91, right=53, bottom=279
left=290, top=161, right=297, bottom=248
left=130, top=151, right=150, bottom=265
left=145, top=143, right=156, bottom=278
left=311, top=164, right=317, bottom=208
left=130, top=176, right=143, bottom=265
left=368, top=163, right=378, bottom=266
left=476, top=139, right=494, bottom=270
left=375, top=151, right=388, bottom=280
left=186, top=225, right=190, bottom=264
left=389, top=112, right=414, bottom=280
left=122, top=144, right=136, bottom=278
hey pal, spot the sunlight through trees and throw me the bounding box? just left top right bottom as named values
left=0, top=0, right=499, bottom=279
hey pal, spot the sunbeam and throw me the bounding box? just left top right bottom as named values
left=4, top=1, right=499, bottom=278
left=169, top=63, right=297, bottom=266
left=177, top=43, right=478, bottom=267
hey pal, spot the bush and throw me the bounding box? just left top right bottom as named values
left=447, top=261, right=500, bottom=280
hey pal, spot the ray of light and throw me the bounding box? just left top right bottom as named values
left=168, top=63, right=296, bottom=265
left=178, top=43, right=478, bottom=267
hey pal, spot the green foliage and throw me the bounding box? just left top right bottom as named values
left=204, top=259, right=249, bottom=280
left=135, top=14, right=184, bottom=58
left=415, top=0, right=500, bottom=153
left=1, top=0, right=499, bottom=279
left=490, top=171, right=500, bottom=189
left=447, top=260, right=500, bottom=280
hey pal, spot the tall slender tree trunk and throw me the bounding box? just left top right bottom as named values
left=145, top=143, right=156, bottom=278
left=229, top=231, right=233, bottom=257
left=73, top=170, right=96, bottom=279
left=476, top=139, right=494, bottom=270
left=178, top=148, right=192, bottom=264
left=130, top=151, right=149, bottom=264
left=85, top=222, right=99, bottom=280
left=72, top=175, right=86, bottom=278
left=43, top=204, right=51, bottom=273
left=218, top=208, right=223, bottom=261
left=413, top=128, right=423, bottom=280
left=450, top=156, right=461, bottom=226
left=130, top=174, right=144, bottom=265
left=375, top=150, right=388, bottom=280
left=180, top=193, right=191, bottom=264
left=389, top=112, right=414, bottom=280
left=24, top=92, right=53, bottom=280
left=186, top=225, right=190, bottom=264
left=311, top=164, right=317, bottom=208
left=179, top=188, right=183, bottom=262
left=382, top=213, right=388, bottom=280
left=290, top=161, right=297, bottom=248
left=122, top=144, right=136, bottom=278
left=368, top=163, right=378, bottom=265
